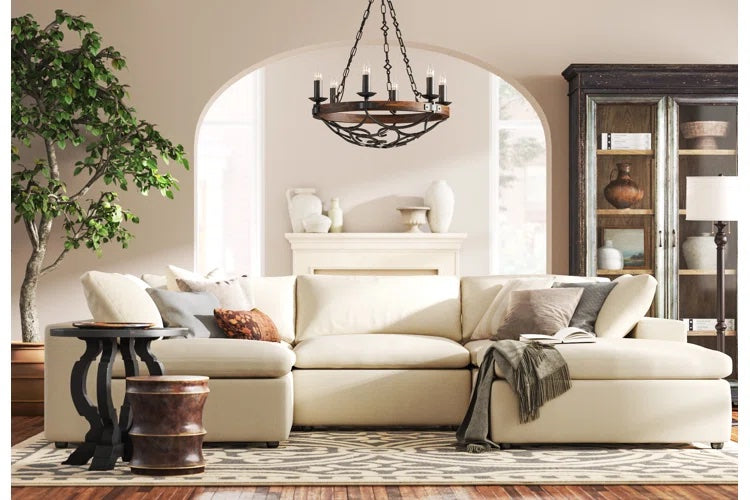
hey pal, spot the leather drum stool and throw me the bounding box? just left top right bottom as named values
left=126, top=376, right=209, bottom=475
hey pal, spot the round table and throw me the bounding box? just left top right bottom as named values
left=50, top=327, right=187, bottom=471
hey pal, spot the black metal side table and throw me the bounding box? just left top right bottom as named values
left=50, top=327, right=187, bottom=471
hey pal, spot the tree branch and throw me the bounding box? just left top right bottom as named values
left=23, top=218, right=39, bottom=249
left=39, top=248, right=69, bottom=276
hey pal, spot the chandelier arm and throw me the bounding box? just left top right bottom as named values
left=336, top=0, right=375, bottom=103
left=380, top=0, right=392, bottom=87
left=386, top=0, right=422, bottom=100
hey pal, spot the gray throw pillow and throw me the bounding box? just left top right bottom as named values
left=146, top=288, right=225, bottom=338
left=493, top=288, right=584, bottom=340
left=553, top=281, right=618, bottom=333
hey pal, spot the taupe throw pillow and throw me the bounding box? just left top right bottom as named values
left=493, top=288, right=584, bottom=340
left=553, top=281, right=618, bottom=333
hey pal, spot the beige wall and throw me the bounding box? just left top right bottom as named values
left=10, top=0, right=737, bottom=339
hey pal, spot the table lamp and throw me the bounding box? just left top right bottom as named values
left=685, top=175, right=740, bottom=353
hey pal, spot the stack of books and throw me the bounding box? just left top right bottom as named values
left=601, top=133, right=651, bottom=150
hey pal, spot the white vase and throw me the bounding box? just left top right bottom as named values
left=597, top=240, right=624, bottom=270
left=302, top=213, right=332, bottom=233
left=424, top=180, right=454, bottom=233
left=683, top=233, right=716, bottom=270
left=286, top=188, right=322, bottom=233
left=328, top=198, right=343, bottom=233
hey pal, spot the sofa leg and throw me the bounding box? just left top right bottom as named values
left=711, top=442, right=724, bottom=450
left=266, top=441, right=279, bottom=449
left=54, top=442, right=68, bottom=449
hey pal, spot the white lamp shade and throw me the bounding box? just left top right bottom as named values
left=685, top=176, right=741, bottom=221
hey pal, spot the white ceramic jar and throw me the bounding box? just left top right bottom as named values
left=597, top=240, right=624, bottom=270
left=328, top=197, right=343, bottom=233
left=682, top=233, right=716, bottom=270
left=286, top=188, right=322, bottom=233
left=424, top=180, right=454, bottom=233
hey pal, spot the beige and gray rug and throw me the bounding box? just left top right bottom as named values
left=11, top=431, right=738, bottom=486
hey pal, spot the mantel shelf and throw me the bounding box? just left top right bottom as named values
left=678, top=149, right=736, bottom=156
left=597, top=149, right=653, bottom=156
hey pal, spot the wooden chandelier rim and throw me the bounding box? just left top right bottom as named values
left=314, top=100, right=450, bottom=124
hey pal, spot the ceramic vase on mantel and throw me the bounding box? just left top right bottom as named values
left=682, top=233, right=716, bottom=270
left=328, top=198, right=343, bottom=233
left=424, top=180, right=455, bottom=233
left=286, top=188, right=323, bottom=233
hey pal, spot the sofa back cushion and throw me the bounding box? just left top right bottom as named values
left=595, top=274, right=657, bottom=338
left=81, top=271, right=164, bottom=326
left=460, top=275, right=607, bottom=341
left=240, top=276, right=297, bottom=344
left=296, top=275, right=461, bottom=342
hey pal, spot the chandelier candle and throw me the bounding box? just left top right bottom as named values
left=438, top=76, right=447, bottom=103
left=426, top=66, right=435, bottom=97
left=389, top=83, right=398, bottom=101
left=313, top=73, right=322, bottom=100
left=362, top=65, right=371, bottom=93
left=330, top=80, right=338, bottom=102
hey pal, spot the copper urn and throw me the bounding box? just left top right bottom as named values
left=604, top=162, right=644, bottom=209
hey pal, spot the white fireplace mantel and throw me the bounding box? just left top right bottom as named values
left=284, top=233, right=467, bottom=276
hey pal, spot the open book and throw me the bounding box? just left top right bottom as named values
left=520, top=327, right=595, bottom=344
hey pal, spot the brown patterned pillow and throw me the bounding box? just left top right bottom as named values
left=213, top=308, right=280, bottom=342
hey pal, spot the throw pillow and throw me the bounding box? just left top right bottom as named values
left=493, top=287, right=584, bottom=340
left=165, top=265, right=224, bottom=291
left=176, top=278, right=252, bottom=310
left=80, top=271, right=164, bottom=327
left=595, top=274, right=658, bottom=338
left=146, top=288, right=225, bottom=338
left=470, top=277, right=556, bottom=340
left=553, top=281, right=618, bottom=333
left=141, top=273, right=168, bottom=289
left=213, top=308, right=280, bottom=342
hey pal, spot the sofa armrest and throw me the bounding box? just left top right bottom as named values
left=632, top=317, right=687, bottom=342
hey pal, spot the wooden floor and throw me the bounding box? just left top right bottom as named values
left=11, top=412, right=738, bottom=499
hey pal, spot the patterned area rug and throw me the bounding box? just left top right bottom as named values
left=11, top=431, right=737, bottom=486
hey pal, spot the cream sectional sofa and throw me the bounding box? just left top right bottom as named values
left=44, top=274, right=733, bottom=448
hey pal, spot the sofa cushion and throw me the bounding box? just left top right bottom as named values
left=465, top=338, right=732, bottom=379
left=177, top=277, right=252, bottom=309
left=293, top=334, right=469, bottom=369
left=111, top=338, right=295, bottom=378
left=146, top=288, right=224, bottom=338
left=494, top=287, right=584, bottom=340
left=165, top=265, right=222, bottom=291
left=461, top=275, right=607, bottom=341
left=214, top=308, right=280, bottom=342
left=239, top=276, right=296, bottom=344
left=553, top=281, right=618, bottom=333
left=595, top=274, right=657, bottom=338
left=80, top=271, right=163, bottom=327
left=296, top=275, right=461, bottom=342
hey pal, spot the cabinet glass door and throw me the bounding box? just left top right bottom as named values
left=669, top=97, right=738, bottom=378
left=586, top=97, right=665, bottom=316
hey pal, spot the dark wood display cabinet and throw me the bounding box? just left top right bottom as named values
left=562, top=64, right=738, bottom=401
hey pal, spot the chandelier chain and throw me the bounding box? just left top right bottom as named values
left=380, top=0, right=392, bottom=87
left=386, top=0, right=422, bottom=99
left=336, top=0, right=375, bottom=102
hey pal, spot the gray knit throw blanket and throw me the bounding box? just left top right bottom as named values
left=456, top=339, right=571, bottom=453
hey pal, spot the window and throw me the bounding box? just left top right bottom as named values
left=489, top=75, right=547, bottom=274
left=195, top=69, right=265, bottom=276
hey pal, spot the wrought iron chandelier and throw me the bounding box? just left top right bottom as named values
left=310, top=0, right=451, bottom=148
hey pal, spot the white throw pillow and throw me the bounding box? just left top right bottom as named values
left=80, top=271, right=163, bottom=326
left=470, top=277, right=555, bottom=340
left=176, top=277, right=252, bottom=310
left=141, top=273, right=168, bottom=289
left=165, top=265, right=223, bottom=291
left=595, top=274, right=657, bottom=338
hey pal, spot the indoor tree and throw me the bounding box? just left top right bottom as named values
left=11, top=10, right=189, bottom=342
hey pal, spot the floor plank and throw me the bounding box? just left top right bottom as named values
left=11, top=412, right=739, bottom=499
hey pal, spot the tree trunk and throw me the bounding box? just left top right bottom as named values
left=20, top=239, right=48, bottom=343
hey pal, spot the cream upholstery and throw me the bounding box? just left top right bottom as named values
left=240, top=276, right=296, bottom=344
left=490, top=379, right=731, bottom=444
left=80, top=271, right=163, bottom=327
left=110, top=338, right=295, bottom=378
left=296, top=275, right=461, bottom=341
left=460, top=275, right=606, bottom=340
left=633, top=317, right=687, bottom=342
left=465, top=337, right=732, bottom=380
left=293, top=369, right=470, bottom=426
left=294, top=334, right=469, bottom=369
left=595, top=274, right=658, bottom=338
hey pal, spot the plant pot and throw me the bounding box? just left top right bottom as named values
left=11, top=341, right=45, bottom=416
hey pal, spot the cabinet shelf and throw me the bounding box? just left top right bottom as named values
left=597, top=149, right=653, bottom=156
left=597, top=269, right=653, bottom=276
left=687, top=330, right=736, bottom=337
left=679, top=269, right=737, bottom=275
left=678, top=149, right=736, bottom=156
left=597, top=209, right=654, bottom=216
